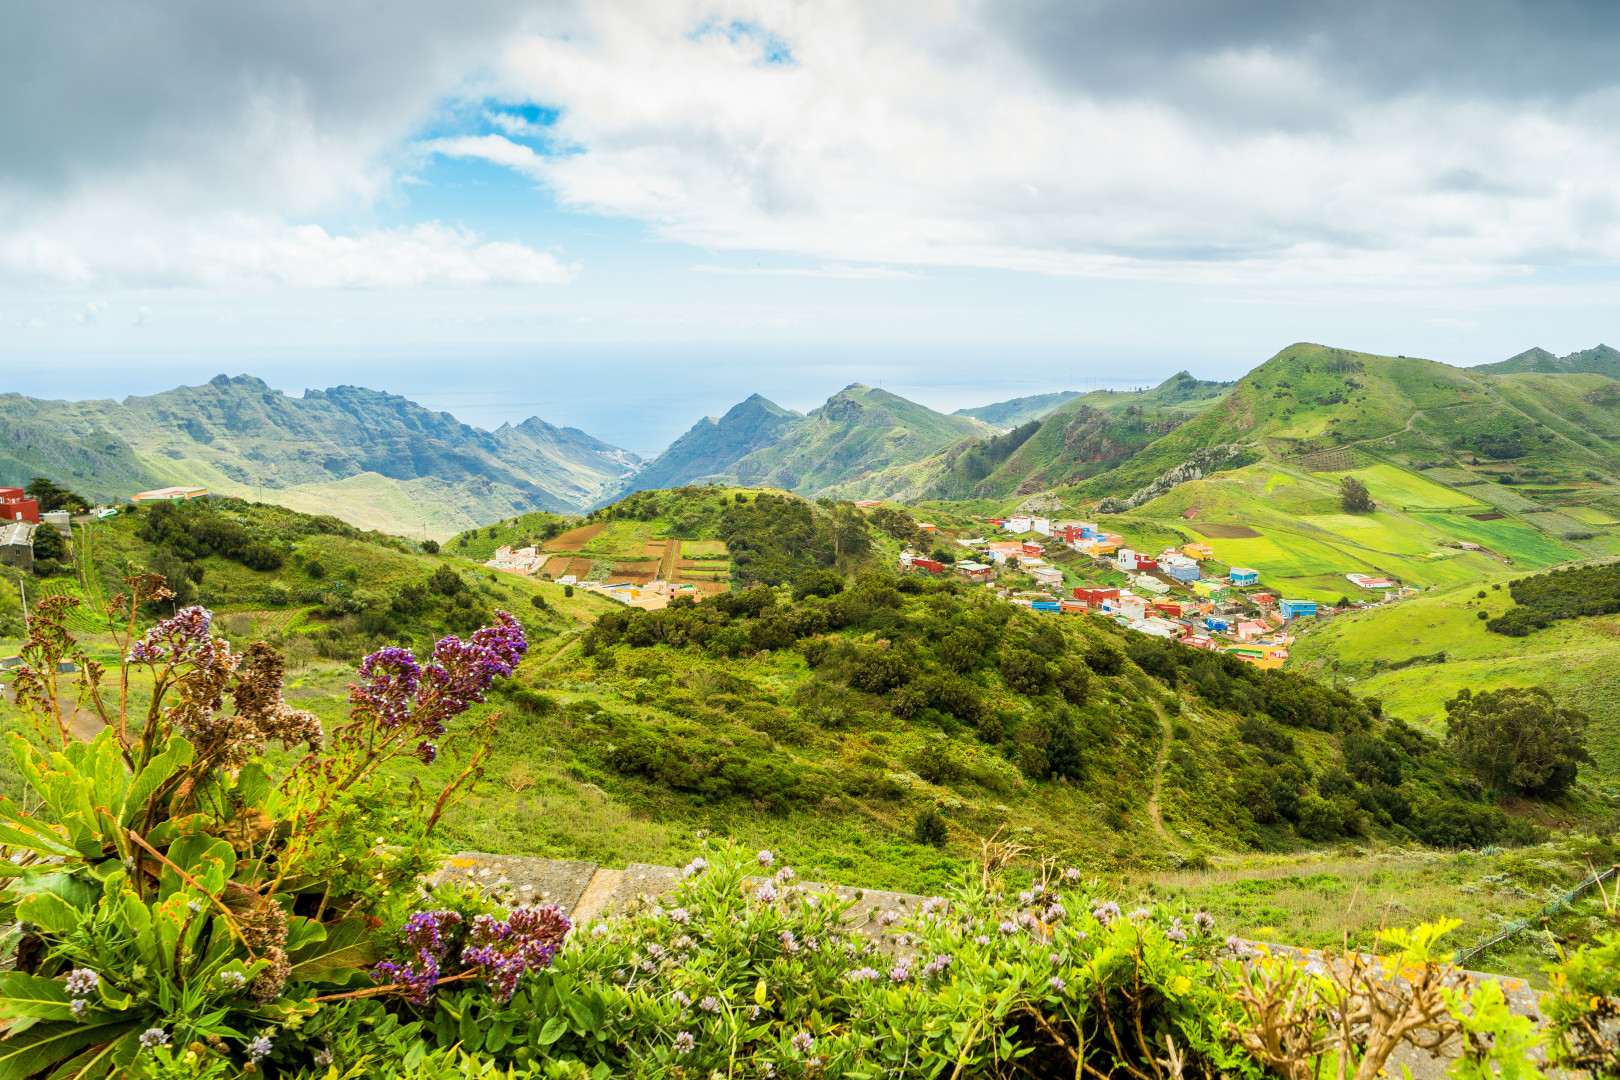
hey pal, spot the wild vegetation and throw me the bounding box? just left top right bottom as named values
left=1487, top=562, right=1620, bottom=637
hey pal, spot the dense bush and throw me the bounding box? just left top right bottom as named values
left=1487, top=562, right=1620, bottom=636
left=1444, top=686, right=1591, bottom=797
left=137, top=499, right=285, bottom=571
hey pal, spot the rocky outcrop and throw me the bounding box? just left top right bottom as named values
left=1098, top=444, right=1257, bottom=513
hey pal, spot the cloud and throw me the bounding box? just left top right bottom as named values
left=692, top=263, right=920, bottom=279
left=473, top=0, right=1620, bottom=284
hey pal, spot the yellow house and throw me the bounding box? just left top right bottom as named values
left=1182, top=541, right=1215, bottom=561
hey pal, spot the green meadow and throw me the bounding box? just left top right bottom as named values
left=1320, top=463, right=1483, bottom=509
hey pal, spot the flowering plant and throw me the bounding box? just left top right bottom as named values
left=0, top=571, right=524, bottom=1078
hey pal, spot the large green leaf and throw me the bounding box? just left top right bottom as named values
left=0, top=973, right=74, bottom=1021
left=0, top=802, right=81, bottom=859
left=16, top=892, right=84, bottom=936
left=43, top=1027, right=142, bottom=1080
left=158, top=835, right=234, bottom=900
left=119, top=736, right=193, bottom=827
left=0, top=1018, right=142, bottom=1080
left=287, top=918, right=382, bottom=981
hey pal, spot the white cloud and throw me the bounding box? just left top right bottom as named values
left=471, top=0, right=1620, bottom=285
left=0, top=192, right=574, bottom=289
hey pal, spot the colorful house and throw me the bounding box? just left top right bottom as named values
left=1132, top=573, right=1170, bottom=595
left=911, top=558, right=946, bottom=573
left=1115, top=548, right=1158, bottom=573
left=133, top=486, right=210, bottom=503
left=956, top=561, right=994, bottom=582
left=1228, top=567, right=1259, bottom=587
left=1278, top=599, right=1318, bottom=618
left=1181, top=634, right=1216, bottom=650
left=1182, top=541, right=1216, bottom=561
left=1193, top=579, right=1231, bottom=600
left=1030, top=566, right=1064, bottom=587
left=0, top=488, right=39, bottom=523
left=1158, top=553, right=1201, bottom=582
left=1073, top=587, right=1120, bottom=605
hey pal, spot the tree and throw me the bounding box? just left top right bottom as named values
left=1340, top=476, right=1374, bottom=514
left=421, top=539, right=440, bottom=554
left=30, top=524, right=68, bottom=564
left=1444, top=686, right=1590, bottom=797
left=913, top=805, right=948, bottom=847
left=24, top=477, right=90, bottom=514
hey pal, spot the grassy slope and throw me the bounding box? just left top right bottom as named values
left=1288, top=572, right=1620, bottom=782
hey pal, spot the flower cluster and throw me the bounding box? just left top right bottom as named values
left=128, top=605, right=218, bottom=666
left=349, top=611, right=527, bottom=762
left=460, top=904, right=572, bottom=1001
left=374, top=910, right=463, bottom=1003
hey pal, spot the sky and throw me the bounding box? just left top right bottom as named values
left=4, top=0, right=1620, bottom=454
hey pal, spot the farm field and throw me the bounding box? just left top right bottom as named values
left=1564, top=505, right=1620, bottom=525
left=546, top=522, right=605, bottom=550
left=1412, top=513, right=1581, bottom=568
left=1297, top=512, right=1440, bottom=556
left=681, top=540, right=729, bottom=557
left=1315, top=463, right=1482, bottom=509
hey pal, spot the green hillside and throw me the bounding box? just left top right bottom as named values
left=1289, top=567, right=1620, bottom=783
left=615, top=385, right=992, bottom=503
left=953, top=389, right=1080, bottom=428
left=1474, top=343, right=1620, bottom=377
left=0, top=376, right=643, bottom=539
left=0, top=497, right=619, bottom=665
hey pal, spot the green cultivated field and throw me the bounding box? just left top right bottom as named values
left=1299, top=512, right=1441, bottom=556
left=1317, top=463, right=1483, bottom=509
left=1413, top=512, right=1581, bottom=568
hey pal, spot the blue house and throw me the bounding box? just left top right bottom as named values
left=1229, top=567, right=1259, bottom=587
left=1279, top=599, right=1317, bottom=619
left=1162, top=562, right=1200, bottom=583
left=1031, top=600, right=1061, bottom=613
left=1204, top=617, right=1229, bottom=633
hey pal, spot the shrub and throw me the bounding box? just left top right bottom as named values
left=913, top=805, right=949, bottom=846
left=909, top=739, right=965, bottom=785
left=1444, top=685, right=1590, bottom=797
left=422, top=539, right=440, bottom=554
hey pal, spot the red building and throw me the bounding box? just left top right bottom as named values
left=1072, top=587, right=1121, bottom=605
left=1154, top=601, right=1185, bottom=618
left=0, top=488, right=40, bottom=523
left=911, top=558, right=946, bottom=573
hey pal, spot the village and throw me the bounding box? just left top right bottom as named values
left=896, top=512, right=1419, bottom=671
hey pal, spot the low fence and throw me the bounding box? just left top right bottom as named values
left=1453, top=863, right=1618, bottom=968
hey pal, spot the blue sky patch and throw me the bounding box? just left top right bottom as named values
left=690, top=16, right=795, bottom=66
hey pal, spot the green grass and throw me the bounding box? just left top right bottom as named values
left=1322, top=464, right=1483, bottom=509
left=1298, top=513, right=1442, bottom=556
left=1290, top=575, right=1620, bottom=781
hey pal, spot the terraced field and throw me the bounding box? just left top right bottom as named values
left=1314, top=463, right=1483, bottom=509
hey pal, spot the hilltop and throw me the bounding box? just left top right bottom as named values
left=611, top=384, right=991, bottom=502
left=1473, top=344, right=1620, bottom=378
left=0, top=376, right=642, bottom=538
left=953, top=389, right=1081, bottom=429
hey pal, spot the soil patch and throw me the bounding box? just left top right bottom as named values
left=1468, top=513, right=1506, bottom=521
left=548, top=522, right=605, bottom=551
left=1191, top=523, right=1262, bottom=539
left=607, top=565, right=657, bottom=585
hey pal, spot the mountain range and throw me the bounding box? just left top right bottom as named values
left=5, top=342, right=1617, bottom=539
left=0, top=376, right=642, bottom=538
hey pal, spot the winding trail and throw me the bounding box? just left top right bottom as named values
left=1145, top=705, right=1173, bottom=841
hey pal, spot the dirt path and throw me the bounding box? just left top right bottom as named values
left=1145, top=705, right=1172, bottom=842
left=659, top=539, right=680, bottom=581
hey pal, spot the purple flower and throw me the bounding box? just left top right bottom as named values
left=877, top=909, right=901, bottom=927
left=919, top=897, right=949, bottom=915
left=756, top=850, right=775, bottom=867
left=998, top=920, right=1018, bottom=935
left=1019, top=913, right=1040, bottom=930
left=375, top=909, right=463, bottom=1003
left=1225, top=934, right=1243, bottom=952
left=416, top=740, right=438, bottom=764
left=1018, top=891, right=1034, bottom=905
left=349, top=647, right=421, bottom=729
left=246, top=1035, right=273, bottom=1064
left=1048, top=976, right=1067, bottom=993
left=791, top=1031, right=815, bottom=1053
left=128, top=606, right=216, bottom=666
left=139, top=1028, right=169, bottom=1050
left=775, top=867, right=796, bottom=884
left=1193, top=911, right=1215, bottom=934
left=70, top=999, right=88, bottom=1018
left=888, top=963, right=912, bottom=984
left=674, top=991, right=691, bottom=1007
left=1166, top=918, right=1188, bottom=943
left=1128, top=907, right=1152, bottom=923
left=314, top=1049, right=334, bottom=1067
left=1092, top=901, right=1121, bottom=926
left=1064, top=867, right=1082, bottom=882
left=673, top=935, right=696, bottom=951
left=219, top=970, right=247, bottom=991
left=64, top=969, right=98, bottom=997
left=668, top=907, right=691, bottom=924
left=754, top=881, right=778, bottom=904
left=646, top=943, right=666, bottom=959
left=1044, top=903, right=1066, bottom=923
left=974, top=935, right=991, bottom=946
left=780, top=930, right=799, bottom=954
left=699, top=995, right=722, bottom=1013
left=674, top=1031, right=695, bottom=1055
left=846, top=967, right=881, bottom=983
left=461, top=904, right=571, bottom=1001
left=921, top=953, right=953, bottom=979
